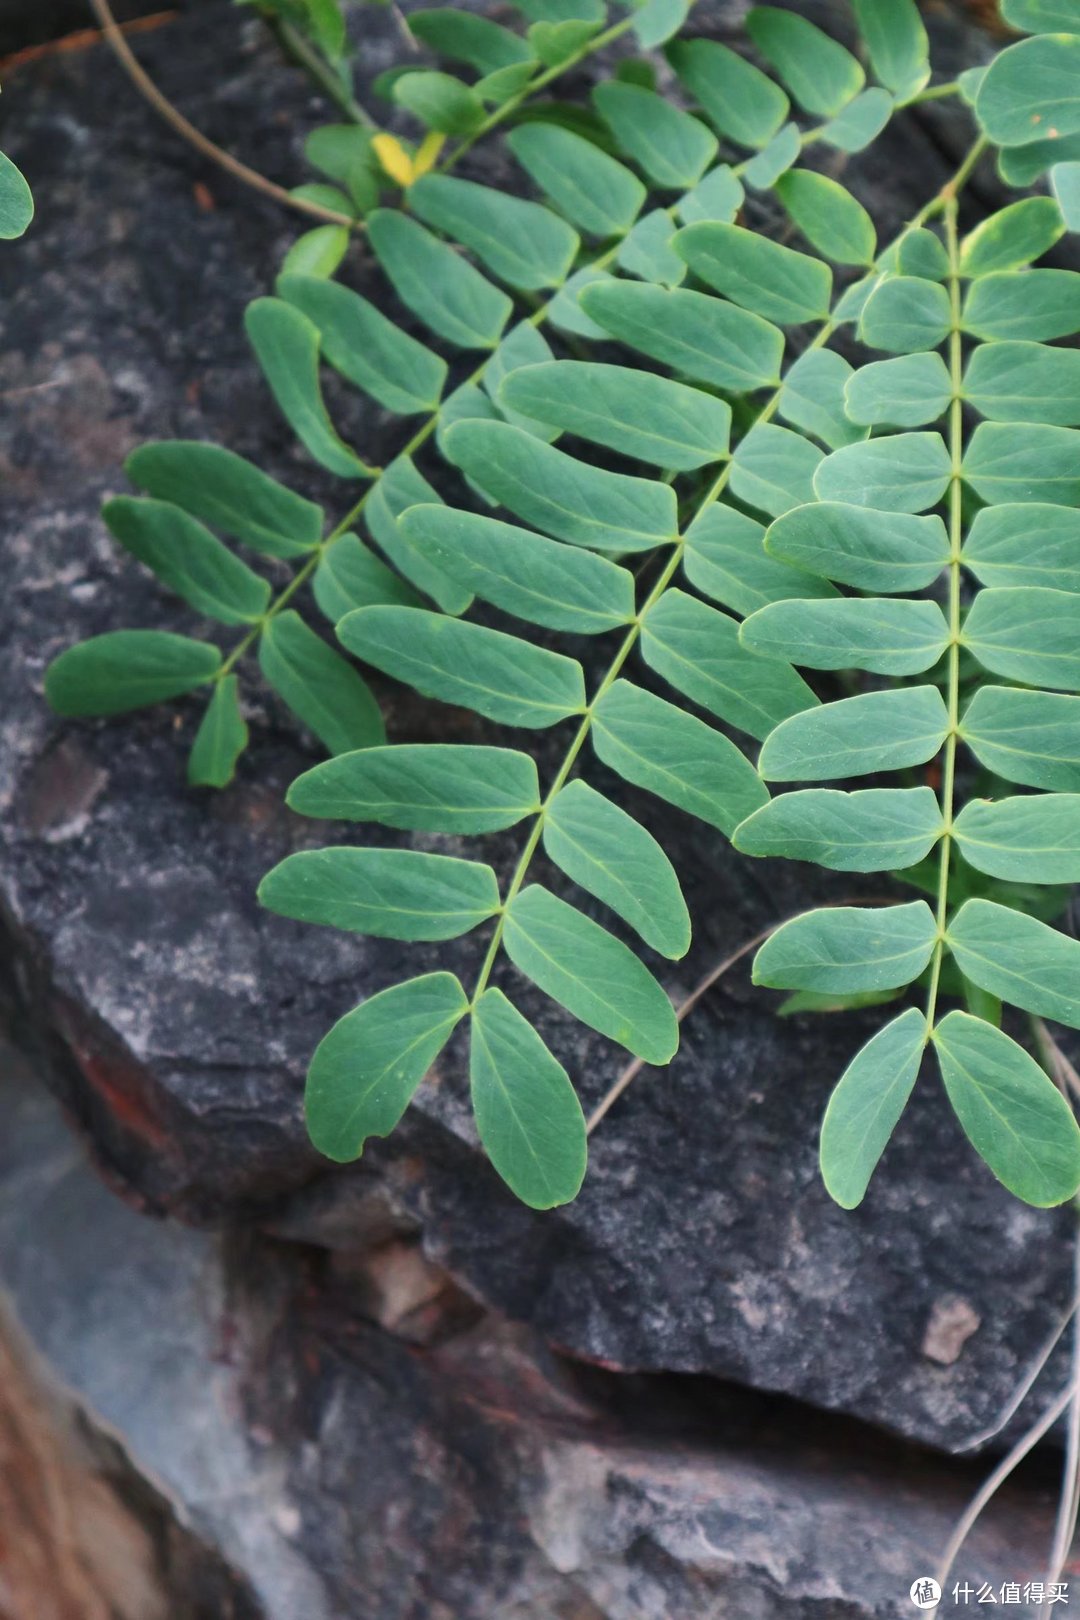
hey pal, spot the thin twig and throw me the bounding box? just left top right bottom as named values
left=932, top=1375, right=1080, bottom=1615
left=586, top=896, right=894, bottom=1135
left=957, top=1293, right=1080, bottom=1453
left=264, top=12, right=376, bottom=128
left=1047, top=1226, right=1080, bottom=1584
left=86, top=0, right=357, bottom=227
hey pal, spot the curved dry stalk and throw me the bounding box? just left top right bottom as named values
left=1046, top=1224, right=1080, bottom=1582
left=957, top=1294, right=1080, bottom=1454
left=86, top=0, right=358, bottom=227
left=932, top=1375, right=1080, bottom=1614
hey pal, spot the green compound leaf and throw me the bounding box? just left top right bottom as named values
left=500, top=361, right=731, bottom=470
left=814, top=432, right=951, bottom=512
left=591, top=679, right=768, bottom=834
left=845, top=352, right=953, bottom=428
left=1051, top=159, right=1080, bottom=229
left=46, top=631, right=221, bottom=717
left=948, top=899, right=1080, bottom=1026
left=820, top=1008, right=928, bottom=1210
left=734, top=787, right=943, bottom=872
left=959, top=196, right=1065, bottom=277
left=304, top=124, right=378, bottom=212
left=244, top=298, right=372, bottom=479
left=963, top=504, right=1080, bottom=590
left=443, top=418, right=677, bottom=552
left=741, top=596, right=949, bottom=676
left=0, top=151, right=34, bottom=239
left=259, top=610, right=385, bottom=754
left=470, top=988, right=587, bottom=1209
left=774, top=170, right=876, bottom=266
left=593, top=80, right=718, bottom=189
left=104, top=497, right=270, bottom=625
left=337, top=604, right=586, bottom=728
left=630, top=0, right=690, bottom=49
left=641, top=588, right=818, bottom=740
left=821, top=89, right=894, bottom=152
left=963, top=341, right=1080, bottom=426
left=507, top=123, right=645, bottom=236
left=392, top=70, right=486, bottom=134
left=743, top=123, right=801, bottom=189
left=779, top=350, right=866, bottom=451
left=891, top=228, right=950, bottom=281
left=305, top=972, right=469, bottom=1162
left=188, top=675, right=248, bottom=789
left=258, top=846, right=501, bottom=940
left=277, top=274, right=446, bottom=415
left=765, top=502, right=949, bottom=593
left=858, top=275, right=952, bottom=352
left=483, top=322, right=557, bottom=440
left=125, top=441, right=323, bottom=561
left=617, top=210, right=686, bottom=287
left=279, top=225, right=349, bottom=280
left=683, top=504, right=837, bottom=617
left=852, top=0, right=929, bottom=99
left=675, top=164, right=744, bottom=224
left=962, top=685, right=1080, bottom=790
left=674, top=221, right=832, bottom=326
left=579, top=280, right=784, bottom=393
left=409, top=174, right=579, bottom=291
left=366, top=456, right=470, bottom=615
left=747, top=7, right=864, bottom=117
left=1002, top=0, right=1080, bottom=28
left=399, top=505, right=635, bottom=634
left=368, top=209, right=512, bottom=349
left=503, top=884, right=679, bottom=1064
left=408, top=9, right=533, bottom=73
left=962, top=269, right=1080, bottom=342
left=312, top=535, right=422, bottom=622
left=999, top=132, right=1080, bottom=187
left=752, top=901, right=938, bottom=993
left=543, top=779, right=691, bottom=958
left=933, top=1010, right=1080, bottom=1207
left=759, top=686, right=950, bottom=782
left=965, top=422, right=1080, bottom=503
left=976, top=34, right=1080, bottom=149
left=953, top=793, right=1080, bottom=883
left=288, top=743, right=540, bottom=833
left=731, top=423, right=823, bottom=517
left=666, top=37, right=789, bottom=149
left=965, top=586, right=1080, bottom=690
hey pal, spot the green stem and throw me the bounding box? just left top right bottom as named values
left=923, top=192, right=967, bottom=1034
left=266, top=12, right=378, bottom=128
left=907, top=79, right=962, bottom=105
left=471, top=144, right=988, bottom=1007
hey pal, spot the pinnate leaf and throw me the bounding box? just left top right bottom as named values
left=933, top=1010, right=1080, bottom=1207
left=543, top=780, right=691, bottom=959
left=288, top=744, right=540, bottom=833
left=470, top=989, right=587, bottom=1208
left=258, top=846, right=501, bottom=940
left=259, top=611, right=385, bottom=754
left=337, top=604, right=586, bottom=728
left=188, top=675, right=248, bottom=788
left=305, top=973, right=469, bottom=1162
left=503, top=884, right=679, bottom=1063
left=46, top=631, right=221, bottom=717
left=753, top=902, right=938, bottom=993
left=759, top=687, right=949, bottom=781
left=820, top=1008, right=928, bottom=1209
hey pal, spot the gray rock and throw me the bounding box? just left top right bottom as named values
left=0, top=1037, right=1063, bottom=1620
left=0, top=0, right=1075, bottom=1459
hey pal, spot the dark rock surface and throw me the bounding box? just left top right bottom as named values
left=0, top=0, right=1075, bottom=1491
left=0, top=1036, right=1063, bottom=1620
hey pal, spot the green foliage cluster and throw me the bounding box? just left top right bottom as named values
left=43, top=0, right=1080, bottom=1212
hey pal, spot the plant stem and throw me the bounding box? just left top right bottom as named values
left=907, top=80, right=962, bottom=105
left=469, top=140, right=988, bottom=1009
left=86, top=0, right=359, bottom=227
left=922, top=193, right=967, bottom=1034
left=264, top=11, right=377, bottom=128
